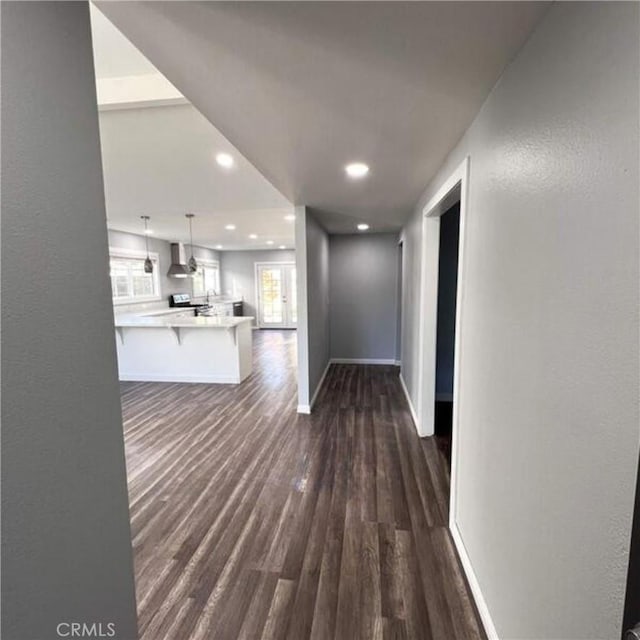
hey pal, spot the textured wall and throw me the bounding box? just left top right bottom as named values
left=329, top=233, right=399, bottom=361
left=295, top=207, right=330, bottom=409
left=306, top=211, right=331, bottom=404
left=1, top=3, right=138, bottom=638
left=400, top=3, right=639, bottom=638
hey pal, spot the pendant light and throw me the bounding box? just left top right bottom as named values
left=141, top=215, right=153, bottom=274
left=186, top=213, right=198, bottom=273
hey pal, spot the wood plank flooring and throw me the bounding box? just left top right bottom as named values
left=120, top=330, right=484, bottom=639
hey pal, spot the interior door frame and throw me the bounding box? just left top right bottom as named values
left=416, top=156, right=469, bottom=532
left=415, top=158, right=507, bottom=639
left=254, top=261, right=297, bottom=329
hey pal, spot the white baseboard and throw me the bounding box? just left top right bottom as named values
left=330, top=357, right=397, bottom=365
left=310, top=359, right=332, bottom=409
left=398, top=372, right=420, bottom=432
left=297, top=358, right=332, bottom=415
left=450, top=523, right=499, bottom=640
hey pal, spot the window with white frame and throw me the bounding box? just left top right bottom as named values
left=191, top=260, right=220, bottom=297
left=109, top=248, right=160, bottom=304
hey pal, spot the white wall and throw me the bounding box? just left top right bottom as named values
left=295, top=207, right=330, bottom=411
left=220, top=249, right=295, bottom=325
left=329, top=233, right=399, bottom=361
left=401, top=3, right=639, bottom=638
left=1, top=3, right=138, bottom=638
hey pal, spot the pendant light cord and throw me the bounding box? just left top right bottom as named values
left=141, top=215, right=154, bottom=274
left=186, top=214, right=198, bottom=274
left=188, top=214, right=194, bottom=259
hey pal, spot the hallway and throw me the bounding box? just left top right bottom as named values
left=120, top=331, right=484, bottom=639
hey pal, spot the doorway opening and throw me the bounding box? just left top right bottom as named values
left=433, top=202, right=461, bottom=469
left=416, top=156, right=469, bottom=530
left=256, top=262, right=297, bottom=329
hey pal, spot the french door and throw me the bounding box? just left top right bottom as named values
left=256, top=263, right=297, bottom=329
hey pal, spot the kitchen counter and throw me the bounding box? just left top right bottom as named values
left=114, top=311, right=253, bottom=384
left=120, top=308, right=192, bottom=318
left=114, top=315, right=252, bottom=328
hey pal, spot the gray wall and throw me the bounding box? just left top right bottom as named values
left=220, top=249, right=295, bottom=324
left=295, top=207, right=330, bottom=410
left=400, top=3, right=639, bottom=638
left=108, top=229, right=220, bottom=305
left=329, top=233, right=399, bottom=361
left=1, top=3, right=138, bottom=639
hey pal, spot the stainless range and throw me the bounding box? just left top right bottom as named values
left=168, top=293, right=210, bottom=316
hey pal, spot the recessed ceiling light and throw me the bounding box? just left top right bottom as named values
left=144, top=229, right=154, bottom=235
left=345, top=162, right=369, bottom=178
left=215, top=244, right=223, bottom=249
left=225, top=224, right=236, bottom=231
left=284, top=214, right=296, bottom=221
left=279, top=245, right=286, bottom=250
left=357, top=223, right=370, bottom=231
left=249, top=233, right=258, bottom=239
left=216, top=153, right=234, bottom=168
left=266, top=240, right=274, bottom=245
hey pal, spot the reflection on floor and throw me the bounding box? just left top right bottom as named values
left=120, top=330, right=484, bottom=639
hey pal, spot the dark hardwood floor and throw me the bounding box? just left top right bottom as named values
left=120, top=330, right=484, bottom=639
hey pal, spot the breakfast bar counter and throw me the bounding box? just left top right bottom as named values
left=113, top=314, right=254, bottom=384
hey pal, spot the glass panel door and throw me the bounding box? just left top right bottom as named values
left=289, top=267, right=297, bottom=325
left=259, top=266, right=284, bottom=325
left=257, top=263, right=297, bottom=328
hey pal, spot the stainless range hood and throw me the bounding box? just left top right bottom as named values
left=167, top=243, right=190, bottom=278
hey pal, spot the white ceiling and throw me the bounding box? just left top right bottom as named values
left=99, top=104, right=295, bottom=249
left=90, top=2, right=157, bottom=79
left=110, top=205, right=297, bottom=252
left=94, top=1, right=551, bottom=233
left=90, top=3, right=295, bottom=251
